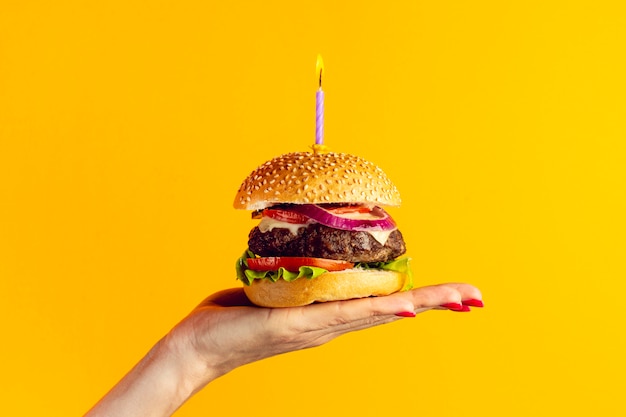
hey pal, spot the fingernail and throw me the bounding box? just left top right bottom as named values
left=462, top=299, right=484, bottom=308
left=395, top=311, right=416, bottom=318
left=440, top=302, right=464, bottom=311
left=451, top=305, right=471, bottom=312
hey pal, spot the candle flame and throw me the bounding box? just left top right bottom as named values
left=316, top=54, right=324, bottom=88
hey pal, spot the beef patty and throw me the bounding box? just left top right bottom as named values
left=248, top=223, right=406, bottom=263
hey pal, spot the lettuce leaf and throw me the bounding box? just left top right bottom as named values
left=235, top=249, right=413, bottom=291
left=235, top=250, right=327, bottom=286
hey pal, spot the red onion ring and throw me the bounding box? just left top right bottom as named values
left=288, top=204, right=397, bottom=232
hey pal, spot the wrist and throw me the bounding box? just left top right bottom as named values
left=159, top=324, right=230, bottom=398
left=85, top=336, right=208, bottom=417
left=149, top=338, right=200, bottom=407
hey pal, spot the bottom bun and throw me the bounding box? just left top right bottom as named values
left=243, top=269, right=408, bottom=308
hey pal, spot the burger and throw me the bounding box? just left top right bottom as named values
left=234, top=150, right=412, bottom=307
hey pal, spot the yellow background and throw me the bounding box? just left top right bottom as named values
left=1, top=1, right=625, bottom=416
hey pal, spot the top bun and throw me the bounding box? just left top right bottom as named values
left=234, top=151, right=401, bottom=211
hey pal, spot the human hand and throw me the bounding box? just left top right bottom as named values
left=85, top=283, right=482, bottom=417
left=165, top=283, right=483, bottom=389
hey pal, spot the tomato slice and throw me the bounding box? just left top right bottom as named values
left=247, top=257, right=354, bottom=272
left=263, top=209, right=310, bottom=224
left=326, top=205, right=372, bottom=214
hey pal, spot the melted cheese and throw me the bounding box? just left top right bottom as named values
left=257, top=217, right=395, bottom=245
left=367, top=229, right=394, bottom=246
left=258, top=217, right=307, bottom=236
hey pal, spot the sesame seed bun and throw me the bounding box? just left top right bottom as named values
left=233, top=151, right=401, bottom=211
left=243, top=269, right=409, bottom=307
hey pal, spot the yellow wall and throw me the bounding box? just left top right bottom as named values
left=1, top=1, right=624, bottom=416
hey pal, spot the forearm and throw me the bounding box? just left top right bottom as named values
left=84, top=337, right=214, bottom=417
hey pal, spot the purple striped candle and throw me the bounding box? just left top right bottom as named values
left=315, top=55, right=325, bottom=145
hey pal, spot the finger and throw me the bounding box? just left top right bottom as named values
left=398, top=283, right=483, bottom=309
left=433, top=282, right=483, bottom=303
left=402, top=283, right=482, bottom=311
left=277, top=283, right=477, bottom=335
left=308, top=285, right=482, bottom=342
left=293, top=304, right=436, bottom=347
left=428, top=283, right=484, bottom=310
left=199, top=288, right=255, bottom=308
left=298, top=294, right=418, bottom=331
left=280, top=295, right=419, bottom=346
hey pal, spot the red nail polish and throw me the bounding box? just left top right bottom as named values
left=462, top=299, right=484, bottom=308
left=451, top=305, right=471, bottom=312
left=440, top=302, right=464, bottom=311
left=395, top=311, right=416, bottom=318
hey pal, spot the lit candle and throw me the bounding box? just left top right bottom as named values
left=315, top=54, right=325, bottom=145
